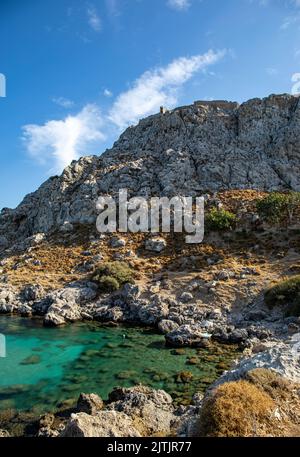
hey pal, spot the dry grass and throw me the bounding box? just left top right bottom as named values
left=196, top=370, right=300, bottom=437
left=1, top=189, right=300, bottom=305
left=197, top=380, right=275, bottom=437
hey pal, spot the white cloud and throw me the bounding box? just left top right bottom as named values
left=108, top=49, right=226, bottom=129
left=87, top=5, right=102, bottom=32
left=22, top=105, right=105, bottom=172
left=104, top=88, right=113, bottom=97
left=167, top=0, right=191, bottom=10
left=52, top=96, right=74, bottom=108
left=24, top=51, right=225, bottom=172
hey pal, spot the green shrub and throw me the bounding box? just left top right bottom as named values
left=97, top=275, right=120, bottom=293
left=257, top=192, right=300, bottom=224
left=206, top=208, right=237, bottom=232
left=92, top=261, right=134, bottom=292
left=264, top=275, right=300, bottom=316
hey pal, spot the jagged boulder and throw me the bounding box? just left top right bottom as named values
left=165, top=324, right=212, bottom=347
left=107, top=385, right=174, bottom=436
left=77, top=393, right=104, bottom=416
left=215, top=336, right=300, bottom=386
left=61, top=411, right=141, bottom=437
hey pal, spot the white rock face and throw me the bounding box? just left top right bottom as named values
left=61, top=386, right=181, bottom=437
left=1, top=94, right=299, bottom=248
left=61, top=411, right=141, bottom=437
left=106, top=385, right=175, bottom=436
left=215, top=337, right=300, bottom=385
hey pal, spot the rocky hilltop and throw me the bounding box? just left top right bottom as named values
left=1, top=93, right=300, bottom=247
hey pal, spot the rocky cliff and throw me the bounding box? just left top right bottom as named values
left=1, top=93, right=300, bottom=248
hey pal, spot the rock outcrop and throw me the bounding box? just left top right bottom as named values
left=61, top=385, right=200, bottom=438
left=1, top=94, right=300, bottom=247
left=61, top=411, right=141, bottom=438
left=214, top=334, right=300, bottom=385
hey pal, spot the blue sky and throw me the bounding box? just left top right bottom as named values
left=0, top=0, right=300, bottom=209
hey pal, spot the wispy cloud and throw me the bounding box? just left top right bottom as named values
left=22, top=105, right=105, bottom=172
left=23, top=50, right=225, bottom=172
left=108, top=50, right=226, bottom=129
left=52, top=96, right=75, bottom=108
left=87, top=5, right=102, bottom=32
left=280, top=14, right=300, bottom=29
left=167, top=0, right=191, bottom=10
left=103, top=88, right=113, bottom=97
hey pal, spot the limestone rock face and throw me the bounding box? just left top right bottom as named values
left=61, top=411, right=141, bottom=437
left=107, top=385, right=174, bottom=436
left=0, top=94, right=299, bottom=247
left=77, top=393, right=104, bottom=416
left=34, top=281, right=98, bottom=326
left=215, top=335, right=300, bottom=385
left=165, top=324, right=212, bottom=347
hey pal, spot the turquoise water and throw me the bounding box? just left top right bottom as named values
left=0, top=316, right=238, bottom=414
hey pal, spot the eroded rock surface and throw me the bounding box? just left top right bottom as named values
left=1, top=94, right=300, bottom=247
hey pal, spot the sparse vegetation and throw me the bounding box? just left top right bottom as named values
left=264, top=275, right=300, bottom=316
left=92, top=261, right=135, bottom=292
left=205, top=208, right=237, bottom=232
left=197, top=380, right=274, bottom=437
left=97, top=275, right=120, bottom=293
left=245, top=368, right=292, bottom=400
left=257, top=192, right=300, bottom=224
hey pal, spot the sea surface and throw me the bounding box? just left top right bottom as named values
left=0, top=316, right=239, bottom=414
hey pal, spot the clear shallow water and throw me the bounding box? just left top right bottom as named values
left=0, top=316, right=238, bottom=414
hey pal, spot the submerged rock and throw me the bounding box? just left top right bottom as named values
left=20, top=355, right=41, bottom=365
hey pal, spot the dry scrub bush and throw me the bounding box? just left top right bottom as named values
left=197, top=380, right=275, bottom=437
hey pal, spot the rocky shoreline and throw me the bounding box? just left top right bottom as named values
left=0, top=277, right=292, bottom=349
left=1, top=335, right=299, bottom=437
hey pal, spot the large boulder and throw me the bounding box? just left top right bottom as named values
left=165, top=324, right=212, bottom=347
left=77, top=393, right=104, bottom=416
left=61, top=411, right=141, bottom=437
left=145, top=238, right=167, bottom=253
left=33, top=282, right=98, bottom=326
left=107, top=385, right=174, bottom=436
left=215, top=336, right=300, bottom=386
